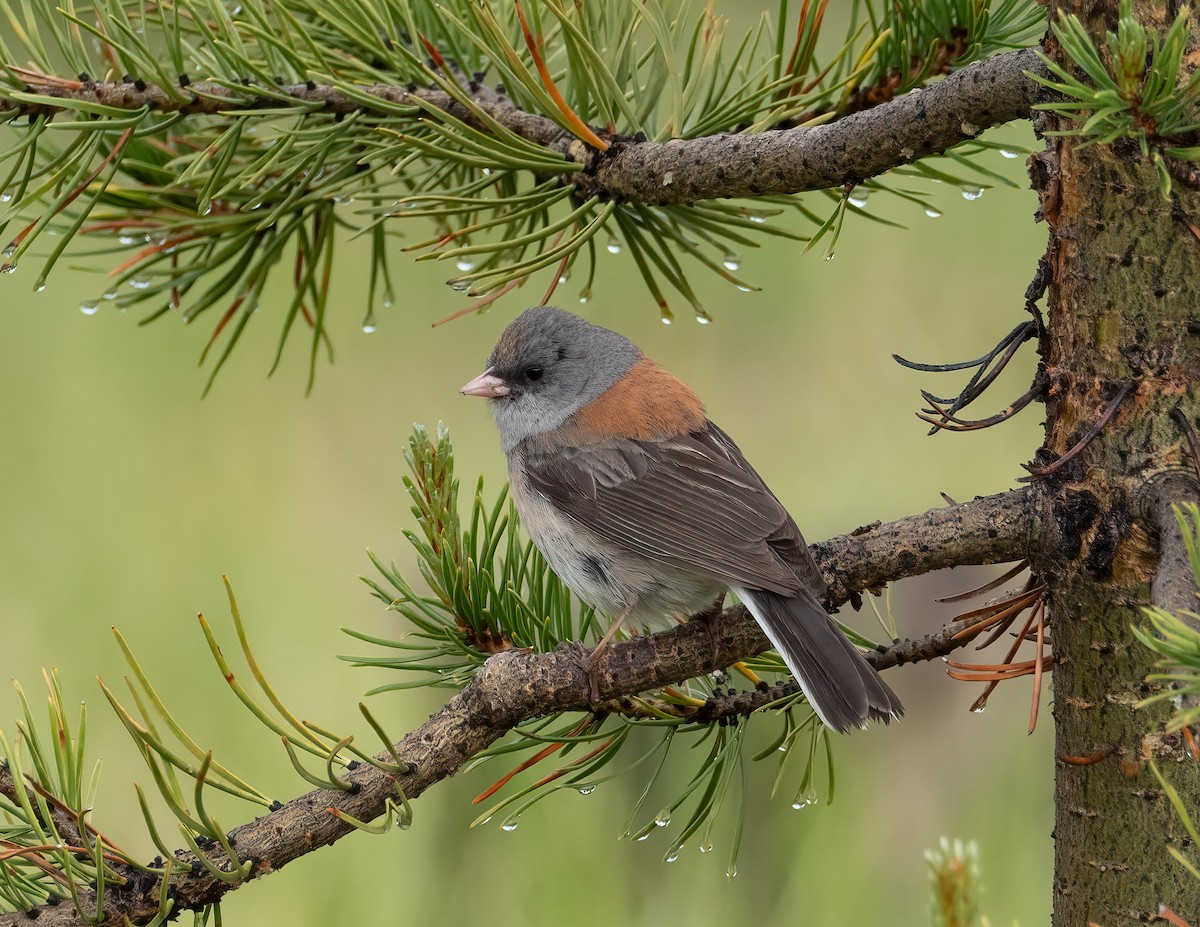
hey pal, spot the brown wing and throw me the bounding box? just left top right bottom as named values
left=522, top=420, right=827, bottom=598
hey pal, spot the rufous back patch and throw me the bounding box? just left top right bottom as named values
left=575, top=356, right=707, bottom=439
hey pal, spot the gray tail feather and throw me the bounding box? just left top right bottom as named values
left=737, top=587, right=903, bottom=733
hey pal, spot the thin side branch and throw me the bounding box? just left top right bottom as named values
left=0, top=487, right=1041, bottom=927
left=0, top=765, right=91, bottom=853
left=1150, top=475, right=1200, bottom=618
left=5, top=48, right=1046, bottom=205
left=5, top=76, right=590, bottom=162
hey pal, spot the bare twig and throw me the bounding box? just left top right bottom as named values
left=1021, top=381, right=1136, bottom=481
left=1149, top=475, right=1200, bottom=624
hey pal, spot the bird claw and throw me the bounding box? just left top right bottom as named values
left=566, top=640, right=603, bottom=709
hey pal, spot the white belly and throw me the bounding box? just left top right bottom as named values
left=509, top=459, right=724, bottom=625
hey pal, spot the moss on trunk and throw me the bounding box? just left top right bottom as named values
left=1036, top=4, right=1200, bottom=922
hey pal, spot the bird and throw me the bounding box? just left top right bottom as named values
left=460, top=306, right=902, bottom=732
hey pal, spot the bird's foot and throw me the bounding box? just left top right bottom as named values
left=564, top=640, right=603, bottom=709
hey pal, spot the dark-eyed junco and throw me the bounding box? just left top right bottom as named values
left=461, top=306, right=901, bottom=732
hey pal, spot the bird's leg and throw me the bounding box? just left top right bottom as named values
left=579, top=608, right=632, bottom=708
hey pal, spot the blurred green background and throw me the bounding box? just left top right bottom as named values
left=0, top=48, right=1049, bottom=927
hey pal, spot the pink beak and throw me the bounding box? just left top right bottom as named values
left=460, top=367, right=511, bottom=398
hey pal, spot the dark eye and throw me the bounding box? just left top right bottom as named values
left=525, top=366, right=544, bottom=381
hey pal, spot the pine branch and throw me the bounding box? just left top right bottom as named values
left=576, top=47, right=1047, bottom=205
left=0, top=0, right=1047, bottom=373
left=6, top=48, right=1046, bottom=206
left=0, top=487, right=1041, bottom=927
left=4, top=75, right=586, bottom=160
left=0, top=764, right=91, bottom=855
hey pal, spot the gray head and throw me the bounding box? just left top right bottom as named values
left=460, top=306, right=640, bottom=451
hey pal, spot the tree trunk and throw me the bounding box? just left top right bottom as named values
left=1037, top=3, right=1200, bottom=923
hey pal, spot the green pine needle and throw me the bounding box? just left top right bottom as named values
left=0, top=0, right=1042, bottom=387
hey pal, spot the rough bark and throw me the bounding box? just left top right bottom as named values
left=1034, top=4, right=1200, bottom=923
left=577, top=47, right=1045, bottom=205
left=4, top=49, right=1045, bottom=205
left=0, top=491, right=1038, bottom=927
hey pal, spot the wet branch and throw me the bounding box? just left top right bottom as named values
left=0, top=487, right=1042, bottom=927
left=3, top=48, right=1046, bottom=205
left=576, top=48, right=1046, bottom=205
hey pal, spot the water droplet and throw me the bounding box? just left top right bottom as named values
left=824, top=253, right=835, bottom=262
left=558, top=271, right=570, bottom=284
left=455, top=257, right=476, bottom=272
left=666, top=851, right=680, bottom=863
left=363, top=323, right=377, bottom=334
left=848, top=190, right=870, bottom=208
left=482, top=167, right=493, bottom=176
left=1000, top=148, right=1020, bottom=159
left=500, top=819, right=518, bottom=832
left=961, top=186, right=984, bottom=201
left=722, top=253, right=741, bottom=271
left=382, top=294, right=394, bottom=309
left=0, top=263, right=16, bottom=274
left=103, top=290, right=118, bottom=301
left=606, top=237, right=622, bottom=254
left=0, top=192, right=11, bottom=203
left=577, top=785, right=595, bottom=796
left=2, top=243, right=16, bottom=258
left=654, top=813, right=670, bottom=827
left=79, top=301, right=99, bottom=315
left=660, top=313, right=672, bottom=325
left=972, top=705, right=986, bottom=714
left=636, top=833, right=650, bottom=842
left=748, top=215, right=767, bottom=224
left=35, top=283, right=45, bottom=293
left=699, top=844, right=713, bottom=854
left=726, top=865, right=738, bottom=879
left=130, top=277, right=151, bottom=290
left=791, top=788, right=818, bottom=810
left=578, top=290, right=590, bottom=304
left=924, top=207, right=942, bottom=219
left=448, top=279, right=470, bottom=292
left=735, top=285, right=752, bottom=293
left=695, top=311, right=711, bottom=325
